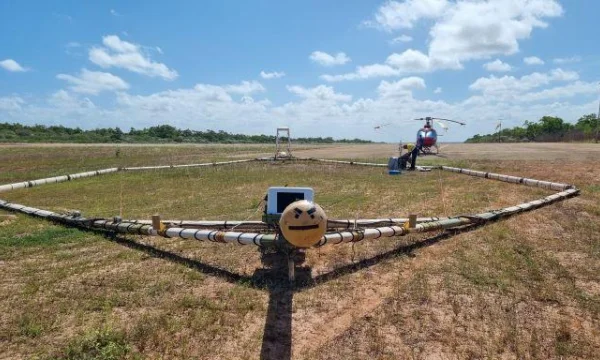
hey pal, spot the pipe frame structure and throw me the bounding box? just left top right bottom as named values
left=0, top=158, right=580, bottom=249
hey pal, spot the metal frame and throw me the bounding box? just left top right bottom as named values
left=275, top=127, right=291, bottom=159
left=0, top=157, right=580, bottom=282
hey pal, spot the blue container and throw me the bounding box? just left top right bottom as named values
left=388, top=157, right=401, bottom=175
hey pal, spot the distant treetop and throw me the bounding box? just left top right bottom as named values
left=465, top=114, right=599, bottom=143
left=0, top=123, right=373, bottom=144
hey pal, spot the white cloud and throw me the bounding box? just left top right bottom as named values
left=0, top=2, right=590, bottom=143
left=89, top=35, right=178, bottom=80
left=114, top=82, right=273, bottom=119
left=309, top=51, right=351, bottom=66
left=287, top=85, right=352, bottom=102
left=102, top=35, right=137, bottom=53
left=156, top=47, right=163, bottom=55
left=0, top=59, right=28, bottom=72
left=428, top=0, right=563, bottom=66
left=553, top=56, right=581, bottom=64
left=321, top=63, right=402, bottom=82
left=518, top=81, right=598, bottom=102
left=119, top=87, right=229, bottom=110
left=378, top=77, right=426, bottom=98
left=469, top=69, right=579, bottom=97
left=110, top=9, right=122, bottom=17
left=48, top=90, right=96, bottom=109
left=115, top=84, right=272, bottom=129
left=56, top=69, right=130, bottom=95
left=0, top=96, right=25, bottom=111
left=524, top=56, right=544, bottom=65
left=223, top=81, right=265, bottom=94
left=190, top=85, right=232, bottom=102
left=367, top=0, right=562, bottom=72
left=2, top=74, right=597, bottom=143
left=370, top=0, right=450, bottom=30
left=483, top=59, right=512, bottom=72
left=260, top=70, right=285, bottom=79
left=65, top=42, right=83, bottom=56
left=386, top=49, right=433, bottom=72
left=322, top=49, right=440, bottom=82
left=153, top=80, right=265, bottom=104
left=389, top=35, right=413, bottom=44
left=329, top=1, right=562, bottom=83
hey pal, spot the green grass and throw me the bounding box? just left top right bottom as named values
left=18, top=313, right=45, bottom=338
left=2, top=160, right=518, bottom=222
left=0, top=226, right=87, bottom=248
left=48, top=327, right=137, bottom=360
left=586, top=184, right=600, bottom=193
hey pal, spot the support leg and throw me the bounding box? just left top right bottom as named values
left=287, top=255, right=295, bottom=282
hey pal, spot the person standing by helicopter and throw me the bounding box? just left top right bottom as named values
left=399, top=140, right=420, bottom=171
left=412, top=134, right=424, bottom=169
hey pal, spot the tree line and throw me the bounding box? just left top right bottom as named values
left=466, top=114, right=600, bottom=143
left=0, top=123, right=373, bottom=144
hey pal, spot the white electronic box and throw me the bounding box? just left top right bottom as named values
left=266, top=187, right=314, bottom=215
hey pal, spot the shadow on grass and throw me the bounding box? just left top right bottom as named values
left=295, top=223, right=487, bottom=292
left=106, top=233, right=254, bottom=284
left=104, top=233, right=299, bottom=360
left=100, top=223, right=487, bottom=291
left=252, top=259, right=312, bottom=360
left=59, top=222, right=486, bottom=360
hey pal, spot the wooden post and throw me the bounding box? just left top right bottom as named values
left=408, top=214, right=417, bottom=229
left=152, top=214, right=163, bottom=234
left=151, top=214, right=161, bottom=228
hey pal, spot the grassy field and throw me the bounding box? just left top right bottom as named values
left=1, top=144, right=599, bottom=359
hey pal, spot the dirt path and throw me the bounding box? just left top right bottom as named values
left=292, top=233, right=452, bottom=358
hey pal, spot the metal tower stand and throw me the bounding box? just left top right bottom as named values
left=275, top=127, right=292, bottom=159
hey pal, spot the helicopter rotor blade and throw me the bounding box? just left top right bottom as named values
left=373, top=122, right=392, bottom=130
left=432, top=118, right=466, bottom=125
left=434, top=120, right=449, bottom=132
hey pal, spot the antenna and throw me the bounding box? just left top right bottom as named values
left=596, top=83, right=600, bottom=143
left=496, top=119, right=503, bottom=143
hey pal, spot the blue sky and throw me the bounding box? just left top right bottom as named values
left=0, top=0, right=598, bottom=142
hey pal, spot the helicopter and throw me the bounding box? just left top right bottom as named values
left=413, top=117, right=466, bottom=155
left=375, top=117, right=465, bottom=155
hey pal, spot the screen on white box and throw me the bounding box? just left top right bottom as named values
left=276, top=192, right=305, bottom=213
left=266, top=187, right=314, bottom=215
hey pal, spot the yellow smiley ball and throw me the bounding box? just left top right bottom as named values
left=280, top=200, right=327, bottom=248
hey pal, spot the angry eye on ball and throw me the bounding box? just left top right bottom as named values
left=293, top=207, right=317, bottom=219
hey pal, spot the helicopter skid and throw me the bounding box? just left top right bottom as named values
left=420, top=145, right=439, bottom=155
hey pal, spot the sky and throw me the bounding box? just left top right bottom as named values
left=0, top=0, right=599, bottom=142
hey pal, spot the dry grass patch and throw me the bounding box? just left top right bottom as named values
left=1, top=144, right=599, bottom=359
